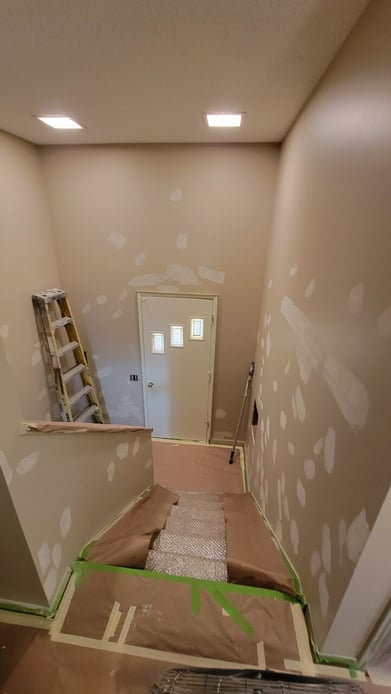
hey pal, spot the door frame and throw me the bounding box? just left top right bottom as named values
left=137, top=291, right=218, bottom=442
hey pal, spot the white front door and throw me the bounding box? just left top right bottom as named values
left=138, top=293, right=217, bottom=441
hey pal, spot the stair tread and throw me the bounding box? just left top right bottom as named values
left=145, top=550, right=227, bottom=582
left=170, top=505, right=224, bottom=522
left=154, top=531, right=226, bottom=561
left=177, top=497, right=223, bottom=511
left=165, top=516, right=225, bottom=539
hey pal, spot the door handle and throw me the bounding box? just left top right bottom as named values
left=147, top=381, right=154, bottom=388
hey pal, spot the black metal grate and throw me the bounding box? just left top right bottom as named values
left=152, top=668, right=364, bottom=694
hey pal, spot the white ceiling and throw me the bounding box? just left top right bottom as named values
left=0, top=0, right=369, bottom=145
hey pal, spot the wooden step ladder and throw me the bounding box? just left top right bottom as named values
left=32, top=288, right=104, bottom=424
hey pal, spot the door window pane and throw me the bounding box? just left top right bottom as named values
left=170, top=325, right=184, bottom=348
left=151, top=332, right=165, bottom=354
left=190, top=317, right=204, bottom=341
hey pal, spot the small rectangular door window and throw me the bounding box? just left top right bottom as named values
left=151, top=332, right=165, bottom=354
left=190, top=317, right=204, bottom=341
left=170, top=325, right=184, bottom=348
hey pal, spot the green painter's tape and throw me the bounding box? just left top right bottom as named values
left=304, top=604, right=362, bottom=673
left=79, top=540, right=95, bottom=560
left=209, top=588, right=254, bottom=637
left=0, top=567, right=72, bottom=619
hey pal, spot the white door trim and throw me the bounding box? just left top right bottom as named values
left=137, top=291, right=218, bottom=442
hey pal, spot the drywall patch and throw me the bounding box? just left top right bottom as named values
left=268, top=279, right=272, bottom=289
left=319, top=572, right=329, bottom=619
left=132, top=438, right=140, bottom=456
left=313, top=438, right=323, bottom=455
left=44, top=568, right=57, bottom=601
left=305, top=278, right=316, bottom=299
left=297, top=478, right=306, bottom=507
left=32, top=348, right=42, bottom=366
left=283, top=496, right=290, bottom=521
left=322, top=524, right=331, bottom=574
left=170, top=189, right=182, bottom=202
left=377, top=306, right=391, bottom=339
left=281, top=472, right=286, bottom=496
left=167, top=264, right=201, bottom=286
left=292, top=395, right=298, bottom=420
left=273, top=380, right=278, bottom=392
left=60, top=507, right=72, bottom=539
left=97, top=366, right=113, bottom=379
left=16, top=451, right=40, bottom=475
left=215, top=409, right=226, bottom=420
left=96, top=295, right=107, bottom=305
left=272, top=438, right=277, bottom=463
left=290, top=519, right=299, bottom=554
left=281, top=297, right=323, bottom=384
left=81, top=303, right=92, bottom=315
left=323, top=355, right=369, bottom=429
left=0, top=450, right=12, bottom=486
left=280, top=411, right=287, bottom=431
left=311, top=551, right=321, bottom=577
left=284, top=360, right=291, bottom=376
left=51, top=544, right=62, bottom=569
left=324, top=428, right=336, bottom=474
left=288, top=442, right=295, bottom=455
left=275, top=520, right=282, bottom=543
left=134, top=253, right=146, bottom=266
left=0, top=323, right=9, bottom=340
left=37, top=542, right=50, bottom=575
left=346, top=509, right=370, bottom=563
left=119, top=288, right=128, bottom=302
left=266, top=416, right=270, bottom=441
left=129, top=274, right=168, bottom=287
left=304, top=459, right=315, bottom=480
left=266, top=332, right=272, bottom=358
left=348, top=283, right=364, bottom=315
left=295, top=386, right=306, bottom=423
left=289, top=265, right=298, bottom=277
left=36, top=387, right=47, bottom=401
left=158, top=284, right=179, bottom=293
left=112, top=309, right=122, bottom=319
left=116, top=442, right=129, bottom=460
left=107, top=461, right=115, bottom=482
left=176, top=233, right=188, bottom=250
left=145, top=457, right=153, bottom=469
left=107, top=232, right=126, bottom=250
left=198, top=266, right=225, bottom=285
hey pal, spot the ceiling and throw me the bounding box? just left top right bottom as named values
left=0, top=0, right=369, bottom=146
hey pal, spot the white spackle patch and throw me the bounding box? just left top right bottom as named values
left=129, top=274, right=168, bottom=287
left=60, top=507, right=72, bottom=539
left=304, top=459, right=316, bottom=480
left=272, top=438, right=277, bottom=463
left=263, top=314, right=268, bottom=328
left=32, top=348, right=42, bottom=366
left=261, top=337, right=264, bottom=350
left=267, top=315, right=271, bottom=327
left=167, top=264, right=201, bottom=286
left=37, top=542, right=50, bottom=575
left=289, top=265, right=298, bottom=277
left=16, top=451, right=40, bottom=475
left=0, top=323, right=9, bottom=340
left=116, top=442, right=129, bottom=460
left=339, top=519, right=347, bottom=566
left=260, top=418, right=265, bottom=436
left=107, top=232, right=126, bottom=250
left=281, top=472, right=286, bottom=496
left=215, top=408, right=226, bottom=420
left=313, top=438, right=323, bottom=455
left=266, top=332, right=272, bottom=358
left=272, top=380, right=278, bottom=392
left=288, top=442, right=295, bottom=455
left=107, top=461, right=115, bottom=482
left=0, top=450, right=13, bottom=486
left=297, top=478, right=306, bottom=507
left=280, top=411, right=287, bottom=431
left=377, top=306, right=391, bottom=339
left=311, top=551, right=322, bottom=577
left=51, top=544, right=62, bottom=570
left=319, top=572, right=329, bottom=619
left=346, top=509, right=370, bottom=563
left=170, top=188, right=182, bottom=202
left=44, top=567, right=57, bottom=600
left=323, top=355, right=369, bottom=430
left=176, top=233, right=188, bottom=250
left=322, top=524, right=331, bottom=574
left=44, top=412, right=51, bottom=421
left=277, top=480, right=282, bottom=520
left=324, top=428, right=336, bottom=474
left=275, top=520, right=282, bottom=543
left=81, top=303, right=92, bottom=315
left=198, top=266, right=225, bottom=285
left=96, top=366, right=113, bottom=379
left=348, top=283, right=364, bottom=315
left=132, top=438, right=140, bottom=456
left=119, top=288, right=128, bottom=302
left=281, top=297, right=323, bottom=384
left=134, top=253, right=146, bottom=266
left=258, top=382, right=263, bottom=401
left=112, top=308, right=122, bottom=319
left=36, top=387, right=47, bottom=401
left=290, top=519, right=299, bottom=554
left=283, top=496, right=290, bottom=521
left=295, top=386, right=306, bottom=423
left=96, top=295, right=107, bottom=305
left=284, top=360, right=291, bottom=376
left=292, top=395, right=298, bottom=420
left=305, top=277, right=316, bottom=299
left=266, top=416, right=270, bottom=441
left=268, top=279, right=272, bottom=289
left=145, top=457, right=153, bottom=469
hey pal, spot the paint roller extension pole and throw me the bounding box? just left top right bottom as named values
left=229, top=361, right=255, bottom=464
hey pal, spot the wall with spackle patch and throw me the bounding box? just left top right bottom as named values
left=245, top=0, right=391, bottom=654
left=40, top=144, right=279, bottom=440
left=0, top=131, right=62, bottom=420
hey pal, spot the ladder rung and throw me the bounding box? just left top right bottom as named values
left=52, top=316, right=73, bottom=330
left=63, top=363, right=86, bottom=384
left=68, top=385, right=93, bottom=407
left=75, top=405, right=99, bottom=422
left=58, top=341, right=79, bottom=357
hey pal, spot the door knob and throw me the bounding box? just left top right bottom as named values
left=147, top=381, right=154, bottom=388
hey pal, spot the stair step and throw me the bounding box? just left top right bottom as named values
left=75, top=405, right=99, bottom=422
left=145, top=550, right=227, bottom=582
left=63, top=363, right=86, bottom=384
left=177, top=496, right=223, bottom=511
left=165, top=515, right=226, bottom=540
left=154, top=531, right=226, bottom=561
left=58, top=340, right=80, bottom=357
left=170, top=505, right=224, bottom=523
left=174, top=491, right=223, bottom=503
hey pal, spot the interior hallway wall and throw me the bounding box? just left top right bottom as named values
left=40, top=144, right=279, bottom=440
left=0, top=130, right=62, bottom=419
left=245, top=0, right=391, bottom=650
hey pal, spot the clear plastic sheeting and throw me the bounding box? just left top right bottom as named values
left=145, top=550, right=228, bottom=582
left=153, top=530, right=226, bottom=561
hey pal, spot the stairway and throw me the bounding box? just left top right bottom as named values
left=145, top=490, right=228, bottom=582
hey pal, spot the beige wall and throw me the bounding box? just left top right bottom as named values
left=245, top=0, right=391, bottom=651
left=0, top=131, right=62, bottom=419
left=40, top=144, right=279, bottom=440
